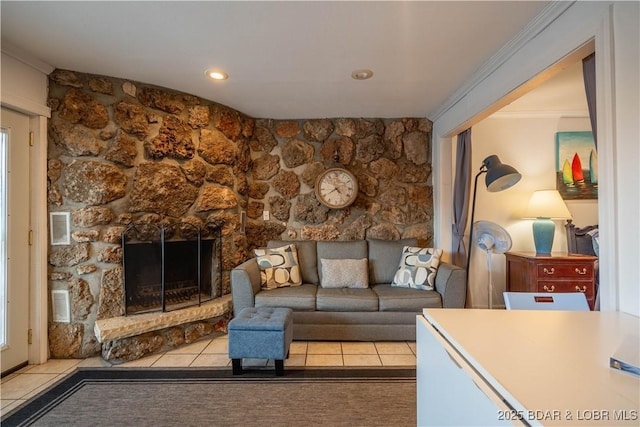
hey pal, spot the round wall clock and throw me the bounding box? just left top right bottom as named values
left=314, top=167, right=358, bottom=209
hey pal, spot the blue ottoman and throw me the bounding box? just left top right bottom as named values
left=228, top=307, right=293, bottom=376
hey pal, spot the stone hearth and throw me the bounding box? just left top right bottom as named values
left=95, top=296, right=231, bottom=363
left=95, top=295, right=231, bottom=343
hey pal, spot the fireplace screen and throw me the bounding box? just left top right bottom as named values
left=122, top=223, right=221, bottom=315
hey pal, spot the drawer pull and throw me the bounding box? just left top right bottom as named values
left=543, top=267, right=555, bottom=275
left=543, top=285, right=555, bottom=292
left=575, top=267, right=587, bottom=275
left=575, top=285, right=587, bottom=293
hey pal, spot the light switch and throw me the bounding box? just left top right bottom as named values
left=263, top=211, right=270, bottom=220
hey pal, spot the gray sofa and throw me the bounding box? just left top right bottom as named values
left=230, top=238, right=466, bottom=341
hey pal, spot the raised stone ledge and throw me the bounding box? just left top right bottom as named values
left=94, top=295, right=232, bottom=343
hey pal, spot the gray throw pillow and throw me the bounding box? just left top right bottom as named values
left=320, top=258, right=369, bottom=289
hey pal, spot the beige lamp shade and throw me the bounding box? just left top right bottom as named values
left=523, top=190, right=572, bottom=219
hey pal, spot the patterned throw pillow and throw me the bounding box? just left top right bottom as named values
left=319, top=258, right=369, bottom=289
left=254, top=244, right=302, bottom=290
left=392, top=246, right=443, bottom=290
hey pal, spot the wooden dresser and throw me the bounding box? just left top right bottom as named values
left=505, top=251, right=598, bottom=310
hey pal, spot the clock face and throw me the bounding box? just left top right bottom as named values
left=315, top=168, right=358, bottom=209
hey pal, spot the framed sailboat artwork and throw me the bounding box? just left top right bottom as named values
left=555, top=131, right=598, bottom=200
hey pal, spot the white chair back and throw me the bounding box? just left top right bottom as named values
left=503, top=292, right=590, bottom=311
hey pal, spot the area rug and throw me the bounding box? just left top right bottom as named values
left=2, top=367, right=416, bottom=426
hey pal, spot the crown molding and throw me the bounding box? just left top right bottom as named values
left=488, top=109, right=589, bottom=119
left=429, top=1, right=575, bottom=122
left=1, top=41, right=55, bottom=75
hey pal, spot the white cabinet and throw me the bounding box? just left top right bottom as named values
left=416, top=315, right=517, bottom=426
left=417, top=309, right=640, bottom=427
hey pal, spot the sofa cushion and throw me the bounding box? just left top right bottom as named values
left=254, top=244, right=302, bottom=290
left=316, top=240, right=368, bottom=284
left=367, top=238, right=418, bottom=285
left=392, top=246, right=443, bottom=290
left=373, top=284, right=442, bottom=311
left=255, top=284, right=317, bottom=311
left=316, top=287, right=379, bottom=312
left=268, top=240, right=319, bottom=285
left=319, top=258, right=369, bottom=289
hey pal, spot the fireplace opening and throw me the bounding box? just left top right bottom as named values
left=122, top=223, right=221, bottom=315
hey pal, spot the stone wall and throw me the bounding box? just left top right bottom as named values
left=46, top=69, right=433, bottom=358
left=247, top=117, right=433, bottom=245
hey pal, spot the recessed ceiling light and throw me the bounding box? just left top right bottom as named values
left=351, top=69, right=374, bottom=80
left=206, top=69, right=228, bottom=80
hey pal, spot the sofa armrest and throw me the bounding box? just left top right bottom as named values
left=230, top=258, right=262, bottom=316
left=434, top=262, right=466, bottom=308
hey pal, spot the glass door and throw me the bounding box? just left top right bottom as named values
left=1, top=107, right=31, bottom=373
left=0, top=128, right=7, bottom=349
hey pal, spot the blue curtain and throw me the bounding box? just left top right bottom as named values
left=582, top=53, right=599, bottom=310
left=451, top=129, right=472, bottom=267
left=582, top=53, right=597, bottom=148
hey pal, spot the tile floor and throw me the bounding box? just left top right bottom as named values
left=1, top=335, right=416, bottom=415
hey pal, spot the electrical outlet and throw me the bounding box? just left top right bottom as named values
left=263, top=211, right=270, bottom=220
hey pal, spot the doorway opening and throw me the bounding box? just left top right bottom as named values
left=455, top=41, right=598, bottom=309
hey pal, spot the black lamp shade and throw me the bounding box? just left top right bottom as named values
left=483, top=155, right=521, bottom=192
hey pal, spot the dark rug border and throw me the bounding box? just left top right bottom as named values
left=2, top=367, right=415, bottom=426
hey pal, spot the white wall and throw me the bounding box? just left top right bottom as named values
left=465, top=115, right=597, bottom=308
left=433, top=1, right=640, bottom=316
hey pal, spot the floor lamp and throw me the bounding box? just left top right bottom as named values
left=465, top=155, right=522, bottom=294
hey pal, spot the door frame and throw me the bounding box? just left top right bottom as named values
left=29, top=114, right=48, bottom=364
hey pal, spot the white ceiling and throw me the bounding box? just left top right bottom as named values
left=1, top=1, right=554, bottom=120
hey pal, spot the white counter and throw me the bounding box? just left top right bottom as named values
left=417, top=309, right=639, bottom=426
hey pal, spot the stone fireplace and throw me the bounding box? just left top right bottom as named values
left=46, top=69, right=434, bottom=362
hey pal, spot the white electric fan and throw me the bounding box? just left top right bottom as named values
left=473, top=220, right=512, bottom=309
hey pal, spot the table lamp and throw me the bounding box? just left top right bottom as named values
left=523, top=190, right=572, bottom=255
